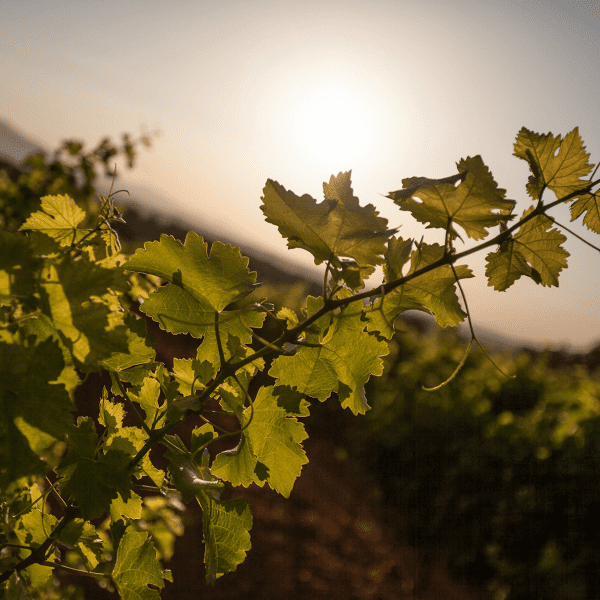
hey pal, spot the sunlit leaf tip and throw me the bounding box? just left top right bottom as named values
left=386, top=156, right=515, bottom=241
left=260, top=172, right=394, bottom=283
left=513, top=126, right=594, bottom=201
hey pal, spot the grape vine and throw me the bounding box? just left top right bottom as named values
left=0, top=126, right=598, bottom=599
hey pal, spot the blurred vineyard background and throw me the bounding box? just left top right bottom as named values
left=2, top=123, right=600, bottom=599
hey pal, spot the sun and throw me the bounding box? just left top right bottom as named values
left=290, top=83, right=377, bottom=171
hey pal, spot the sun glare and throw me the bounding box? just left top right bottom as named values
left=290, top=84, right=377, bottom=171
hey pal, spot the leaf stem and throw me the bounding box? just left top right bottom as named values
left=40, top=560, right=109, bottom=579
left=547, top=215, right=600, bottom=253
left=0, top=504, right=78, bottom=585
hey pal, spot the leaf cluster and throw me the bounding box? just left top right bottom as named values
left=0, top=127, right=160, bottom=232
left=0, top=126, right=598, bottom=599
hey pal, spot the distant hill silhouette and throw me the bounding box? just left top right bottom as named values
left=0, top=120, right=46, bottom=165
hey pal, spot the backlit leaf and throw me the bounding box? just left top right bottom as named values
left=198, top=493, right=252, bottom=584
left=486, top=206, right=569, bottom=291
left=58, top=519, right=104, bottom=569
left=19, top=194, right=87, bottom=246
left=367, top=239, right=473, bottom=337
left=513, top=127, right=594, bottom=200
left=261, top=171, right=395, bottom=287
left=570, top=191, right=600, bottom=235
left=112, top=529, right=167, bottom=600
left=39, top=258, right=131, bottom=371
left=387, top=156, right=515, bottom=240
left=269, top=308, right=388, bottom=415
left=212, top=385, right=309, bottom=497
left=55, top=417, right=134, bottom=520
left=0, top=231, right=39, bottom=307
left=165, top=448, right=252, bottom=583
left=123, top=232, right=258, bottom=311
left=137, top=284, right=265, bottom=341
left=0, top=339, right=73, bottom=487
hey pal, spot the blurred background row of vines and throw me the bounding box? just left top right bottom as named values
left=338, top=319, right=600, bottom=600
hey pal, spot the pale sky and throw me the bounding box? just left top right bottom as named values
left=1, top=0, right=599, bottom=351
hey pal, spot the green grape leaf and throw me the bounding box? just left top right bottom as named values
left=10, top=512, right=58, bottom=588
left=140, top=496, right=183, bottom=562
left=387, top=156, right=515, bottom=240
left=172, top=358, right=215, bottom=396
left=0, top=231, right=40, bottom=307
left=128, top=376, right=165, bottom=430
left=117, top=365, right=158, bottom=387
left=486, top=206, right=569, bottom=291
left=123, top=233, right=264, bottom=344
left=277, top=306, right=299, bottom=329
left=484, top=238, right=533, bottom=292
left=106, top=427, right=165, bottom=489
left=99, top=390, right=126, bottom=434
left=367, top=239, right=473, bottom=338
left=212, top=385, right=309, bottom=497
left=123, top=232, right=259, bottom=311
left=110, top=491, right=144, bottom=522
left=137, top=283, right=265, bottom=341
left=382, top=235, right=413, bottom=281
left=153, top=364, right=181, bottom=406
left=513, top=127, right=594, bottom=200
left=22, top=563, right=55, bottom=589
left=165, top=448, right=252, bottom=582
left=198, top=493, right=252, bottom=584
left=261, top=171, right=395, bottom=286
left=191, top=424, right=218, bottom=456
left=16, top=507, right=58, bottom=547
left=269, top=308, right=388, bottom=415
left=112, top=529, right=167, bottom=600
left=570, top=191, right=600, bottom=234
left=195, top=328, right=265, bottom=380
left=0, top=339, right=73, bottom=487
left=245, top=385, right=308, bottom=496
left=14, top=491, right=60, bottom=588
left=58, top=519, right=104, bottom=569
left=299, top=295, right=331, bottom=344
left=55, top=417, right=134, bottom=520
left=99, top=313, right=156, bottom=372
left=210, top=434, right=262, bottom=491
left=210, top=378, right=245, bottom=416
left=19, top=194, right=87, bottom=246
left=39, top=259, right=131, bottom=371
left=15, top=314, right=81, bottom=394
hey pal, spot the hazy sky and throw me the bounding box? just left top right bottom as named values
left=1, top=0, right=599, bottom=350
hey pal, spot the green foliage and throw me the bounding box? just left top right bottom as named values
left=112, top=530, right=168, bottom=600
left=0, top=125, right=598, bottom=599
left=0, top=128, right=159, bottom=233
left=352, top=324, right=600, bottom=599
left=485, top=206, right=569, bottom=290
left=386, top=155, right=515, bottom=241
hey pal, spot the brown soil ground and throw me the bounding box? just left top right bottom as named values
left=163, top=436, right=489, bottom=600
